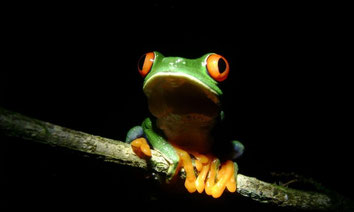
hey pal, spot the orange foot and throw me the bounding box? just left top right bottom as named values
left=130, top=137, right=152, bottom=158
left=174, top=146, right=237, bottom=198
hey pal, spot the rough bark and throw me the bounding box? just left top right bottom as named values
left=1, top=107, right=352, bottom=211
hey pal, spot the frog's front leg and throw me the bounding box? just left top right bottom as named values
left=126, top=118, right=180, bottom=180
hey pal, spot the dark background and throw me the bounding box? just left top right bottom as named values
left=1, top=1, right=352, bottom=211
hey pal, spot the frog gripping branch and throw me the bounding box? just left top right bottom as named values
left=1, top=57, right=349, bottom=210
left=125, top=51, right=244, bottom=198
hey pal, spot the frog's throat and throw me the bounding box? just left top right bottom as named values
left=143, top=72, right=220, bottom=105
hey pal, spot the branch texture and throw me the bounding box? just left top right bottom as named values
left=1, top=107, right=352, bottom=211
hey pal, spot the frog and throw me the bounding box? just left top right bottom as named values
left=125, top=51, right=244, bottom=198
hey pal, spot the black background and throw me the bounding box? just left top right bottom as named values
left=1, top=1, right=352, bottom=211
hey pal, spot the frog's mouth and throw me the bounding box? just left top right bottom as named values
left=143, top=72, right=220, bottom=120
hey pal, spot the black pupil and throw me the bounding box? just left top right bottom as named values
left=218, top=58, right=227, bottom=74
left=138, top=54, right=146, bottom=70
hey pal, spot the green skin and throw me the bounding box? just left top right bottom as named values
left=126, top=52, right=242, bottom=180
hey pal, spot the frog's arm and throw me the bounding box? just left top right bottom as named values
left=126, top=118, right=180, bottom=180
left=142, top=118, right=180, bottom=180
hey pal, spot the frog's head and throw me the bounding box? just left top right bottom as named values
left=138, top=51, right=230, bottom=120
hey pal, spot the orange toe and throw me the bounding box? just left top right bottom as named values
left=211, top=160, right=234, bottom=198
left=131, top=137, right=152, bottom=158
left=195, top=161, right=211, bottom=193
left=174, top=146, right=197, bottom=193
left=205, top=158, right=219, bottom=195
left=226, top=172, right=237, bottom=193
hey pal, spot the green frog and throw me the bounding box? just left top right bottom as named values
left=126, top=51, right=244, bottom=198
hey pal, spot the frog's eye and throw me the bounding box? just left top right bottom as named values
left=138, top=52, right=155, bottom=77
left=206, top=54, right=229, bottom=82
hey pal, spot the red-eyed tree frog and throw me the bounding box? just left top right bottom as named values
left=125, top=52, right=244, bottom=198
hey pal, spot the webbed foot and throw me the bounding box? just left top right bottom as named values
left=130, top=137, right=152, bottom=158
left=206, top=159, right=237, bottom=198
left=173, top=146, right=238, bottom=198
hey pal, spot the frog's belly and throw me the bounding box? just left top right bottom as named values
left=156, top=113, right=215, bottom=153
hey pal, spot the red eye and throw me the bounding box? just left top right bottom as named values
left=138, top=52, right=155, bottom=77
left=206, top=54, right=229, bottom=82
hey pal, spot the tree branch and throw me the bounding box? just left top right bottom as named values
left=1, top=107, right=352, bottom=211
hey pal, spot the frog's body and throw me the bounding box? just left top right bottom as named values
left=126, top=52, right=244, bottom=198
